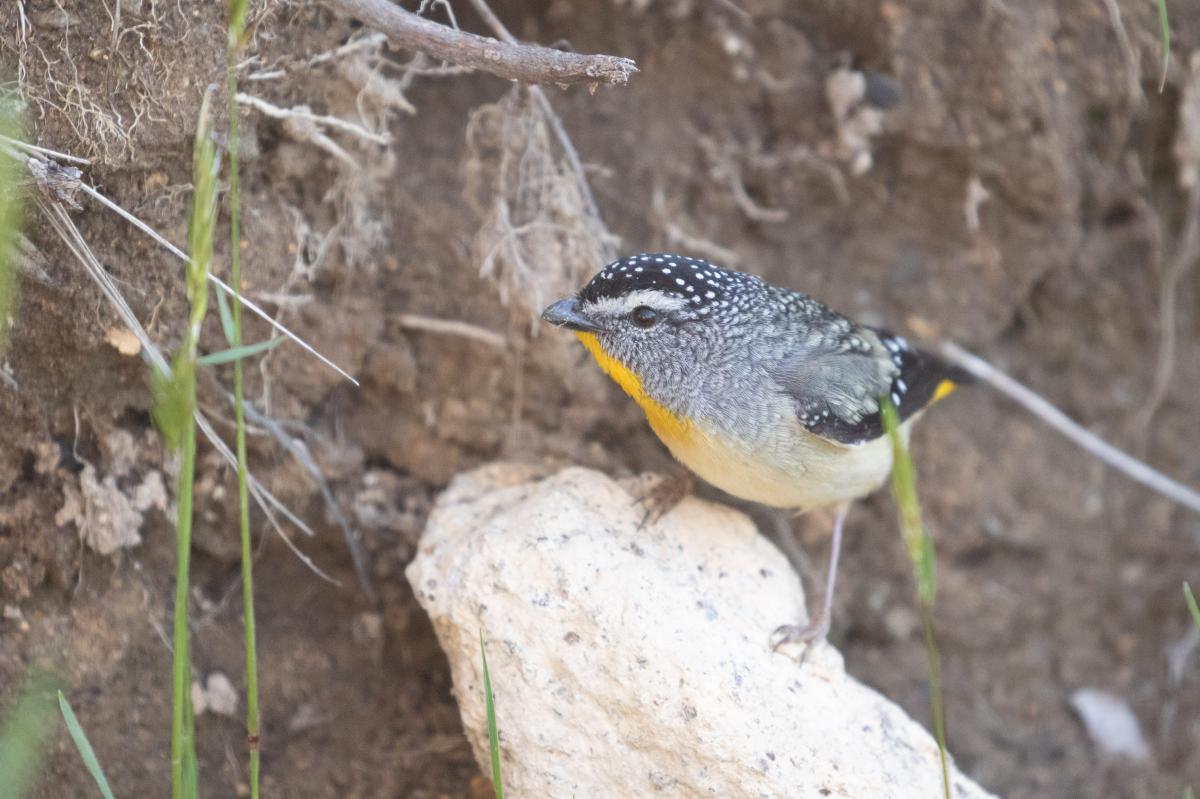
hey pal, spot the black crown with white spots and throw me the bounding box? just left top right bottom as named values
left=579, top=253, right=761, bottom=316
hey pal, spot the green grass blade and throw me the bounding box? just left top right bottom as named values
left=182, top=694, right=198, bottom=799
left=214, top=284, right=236, bottom=346
left=1185, top=582, right=1200, bottom=630
left=881, top=399, right=950, bottom=799
left=198, top=336, right=284, bottom=366
left=882, top=401, right=936, bottom=605
left=227, top=0, right=250, bottom=49
left=480, top=631, right=504, bottom=799
left=57, top=691, right=117, bottom=799
left=149, top=361, right=187, bottom=452
left=1156, top=0, right=1170, bottom=93
left=158, top=86, right=219, bottom=799
left=0, top=672, right=59, bottom=798
left=0, top=91, right=25, bottom=355
left=227, top=3, right=262, bottom=795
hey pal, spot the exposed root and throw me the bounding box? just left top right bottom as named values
left=396, top=314, right=507, bottom=350
left=696, top=131, right=788, bottom=223
left=462, top=0, right=619, bottom=330
left=963, top=176, right=990, bottom=233
left=751, top=145, right=849, bottom=206
left=692, top=131, right=849, bottom=226
left=466, top=85, right=617, bottom=329
left=1098, top=0, right=1144, bottom=105
left=1135, top=185, right=1199, bottom=435
left=650, top=183, right=743, bottom=267
left=306, top=31, right=391, bottom=68
left=1136, top=53, right=1200, bottom=435
left=237, top=92, right=390, bottom=171
left=236, top=94, right=390, bottom=145
left=17, top=31, right=138, bottom=164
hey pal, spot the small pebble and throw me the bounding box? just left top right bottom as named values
left=1069, top=688, right=1149, bottom=760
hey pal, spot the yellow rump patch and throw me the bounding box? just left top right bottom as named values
left=931, top=379, right=958, bottom=404
left=574, top=332, right=693, bottom=443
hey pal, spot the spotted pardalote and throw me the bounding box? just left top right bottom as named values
left=543, top=252, right=968, bottom=657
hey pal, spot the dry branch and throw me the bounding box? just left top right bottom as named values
left=325, top=0, right=637, bottom=87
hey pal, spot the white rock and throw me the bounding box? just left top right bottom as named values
left=1069, top=688, right=1150, bottom=760
left=408, top=464, right=996, bottom=799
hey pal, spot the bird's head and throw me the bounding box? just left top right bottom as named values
left=541, top=253, right=765, bottom=411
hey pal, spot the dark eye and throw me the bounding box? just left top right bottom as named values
left=631, top=305, right=659, bottom=328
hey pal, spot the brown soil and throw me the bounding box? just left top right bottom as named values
left=2, top=0, right=1199, bottom=797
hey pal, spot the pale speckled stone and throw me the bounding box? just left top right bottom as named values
left=408, top=464, right=997, bottom=799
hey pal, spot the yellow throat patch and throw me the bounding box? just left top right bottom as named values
left=574, top=332, right=693, bottom=442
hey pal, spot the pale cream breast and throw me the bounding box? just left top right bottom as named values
left=654, top=416, right=912, bottom=511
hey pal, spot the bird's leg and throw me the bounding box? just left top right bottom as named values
left=771, top=503, right=850, bottom=662
left=633, top=471, right=695, bottom=528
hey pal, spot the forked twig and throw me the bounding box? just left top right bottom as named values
left=940, top=342, right=1200, bottom=515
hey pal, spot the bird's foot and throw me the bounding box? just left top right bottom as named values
left=770, top=618, right=830, bottom=664
left=633, top=471, right=694, bottom=529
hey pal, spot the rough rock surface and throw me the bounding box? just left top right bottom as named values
left=408, top=464, right=996, bottom=799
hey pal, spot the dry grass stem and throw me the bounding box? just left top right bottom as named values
left=0, top=132, right=91, bottom=164
left=237, top=400, right=372, bottom=597
left=940, top=342, right=1200, bottom=515
left=61, top=172, right=360, bottom=385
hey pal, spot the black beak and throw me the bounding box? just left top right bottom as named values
left=541, top=298, right=604, bottom=334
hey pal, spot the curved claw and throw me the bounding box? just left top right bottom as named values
left=770, top=620, right=830, bottom=664
left=632, top=472, right=694, bottom=529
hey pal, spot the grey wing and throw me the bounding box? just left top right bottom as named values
left=775, top=324, right=970, bottom=445
left=773, top=326, right=897, bottom=446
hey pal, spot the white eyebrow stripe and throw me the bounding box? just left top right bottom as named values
left=582, top=289, right=689, bottom=316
